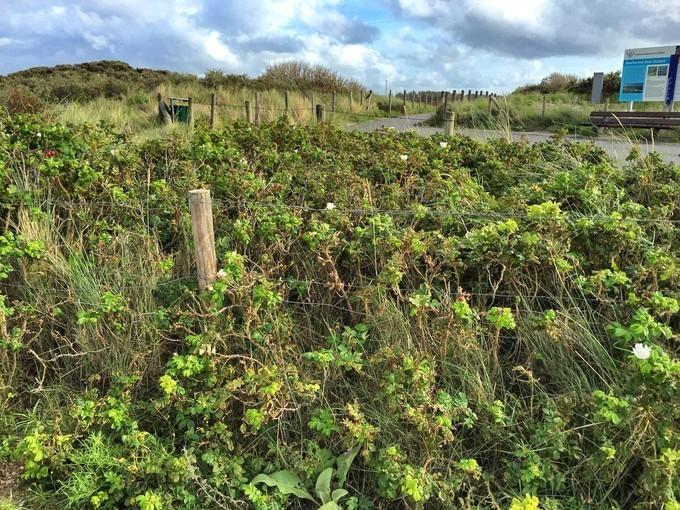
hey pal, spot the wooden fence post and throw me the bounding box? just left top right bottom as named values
left=254, top=92, right=260, bottom=125
left=542, top=95, right=547, bottom=119
left=360, top=89, right=364, bottom=107
left=349, top=91, right=353, bottom=112
left=388, top=90, right=392, bottom=114
left=158, top=93, right=171, bottom=124
left=210, top=92, right=217, bottom=129
left=187, top=97, right=194, bottom=129
left=445, top=110, right=455, bottom=136
left=467, top=90, right=472, bottom=101
left=316, top=104, right=325, bottom=123
left=188, top=189, right=216, bottom=292
left=284, top=90, right=289, bottom=115
left=403, top=89, right=406, bottom=107
left=245, top=100, right=252, bottom=124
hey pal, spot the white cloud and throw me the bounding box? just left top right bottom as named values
left=202, top=31, right=238, bottom=64
left=0, top=37, right=11, bottom=47
left=83, top=33, right=113, bottom=51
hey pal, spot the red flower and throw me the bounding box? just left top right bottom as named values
left=44, top=149, right=58, bottom=158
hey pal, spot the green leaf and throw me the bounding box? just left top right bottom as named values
left=251, top=471, right=315, bottom=501
left=331, top=488, right=348, bottom=502
left=336, top=444, right=360, bottom=488
left=318, top=502, right=342, bottom=510
left=315, top=467, right=333, bottom=504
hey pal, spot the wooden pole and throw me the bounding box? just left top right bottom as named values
left=388, top=90, right=392, bottom=114
left=360, top=89, right=364, bottom=107
left=210, top=92, right=217, bottom=129
left=403, top=89, right=406, bottom=106
left=349, top=91, right=353, bottom=112
left=158, top=93, right=171, bottom=124
left=444, top=110, right=455, bottom=136
left=443, top=91, right=449, bottom=112
left=284, top=90, right=289, bottom=115
left=245, top=100, right=252, bottom=124
left=332, top=92, right=337, bottom=117
left=467, top=90, right=472, bottom=101
left=254, top=92, right=260, bottom=125
left=316, top=104, right=325, bottom=123
left=188, top=189, right=216, bottom=292
left=542, top=95, right=546, bottom=118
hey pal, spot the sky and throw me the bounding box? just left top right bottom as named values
left=1, top=0, right=679, bottom=92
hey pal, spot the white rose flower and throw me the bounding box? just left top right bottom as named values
left=399, top=154, right=408, bottom=161
left=632, top=343, right=651, bottom=360
left=326, top=202, right=336, bottom=210
left=439, top=142, right=448, bottom=148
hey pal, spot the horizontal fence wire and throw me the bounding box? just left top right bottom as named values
left=9, top=196, right=680, bottom=225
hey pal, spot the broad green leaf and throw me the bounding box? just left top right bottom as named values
left=318, top=502, right=342, bottom=510
left=331, top=488, right=348, bottom=501
left=251, top=471, right=315, bottom=501
left=336, top=444, right=360, bottom=488
left=315, top=467, right=333, bottom=503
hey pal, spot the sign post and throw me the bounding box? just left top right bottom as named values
left=591, top=72, right=604, bottom=104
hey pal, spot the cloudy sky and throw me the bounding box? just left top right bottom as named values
left=1, top=0, right=679, bottom=92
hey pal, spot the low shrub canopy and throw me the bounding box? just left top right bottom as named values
left=0, top=113, right=678, bottom=509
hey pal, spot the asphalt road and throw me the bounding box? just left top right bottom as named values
left=350, top=113, right=680, bottom=164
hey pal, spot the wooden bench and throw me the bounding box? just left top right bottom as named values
left=588, top=111, right=680, bottom=133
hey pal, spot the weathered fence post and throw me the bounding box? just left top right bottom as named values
left=360, top=89, right=364, bottom=107
left=403, top=89, right=406, bottom=107
left=245, top=100, right=252, bottom=124
left=186, top=97, right=194, bottom=129
left=467, top=90, right=472, bottom=101
left=542, top=95, right=547, bottom=119
left=316, top=104, right=325, bottom=123
left=158, top=93, right=171, bottom=124
left=284, top=90, right=289, bottom=115
left=388, top=89, right=392, bottom=114
left=444, top=111, right=455, bottom=136
left=210, top=92, right=217, bottom=129
left=188, top=189, right=216, bottom=293
left=349, top=91, right=353, bottom=112
left=254, top=92, right=260, bottom=125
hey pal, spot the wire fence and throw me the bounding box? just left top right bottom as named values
left=24, top=196, right=680, bottom=225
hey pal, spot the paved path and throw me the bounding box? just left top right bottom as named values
left=350, top=113, right=680, bottom=164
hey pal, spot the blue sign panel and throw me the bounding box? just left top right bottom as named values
left=619, top=46, right=680, bottom=103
